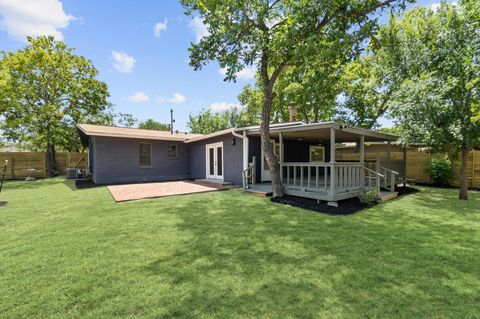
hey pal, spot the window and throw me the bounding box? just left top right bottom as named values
left=139, top=142, right=152, bottom=167
left=309, top=145, right=325, bottom=162
left=168, top=144, right=177, bottom=159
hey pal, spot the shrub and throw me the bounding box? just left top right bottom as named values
left=431, top=156, right=453, bottom=186
left=359, top=189, right=378, bottom=207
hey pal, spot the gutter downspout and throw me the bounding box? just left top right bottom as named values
left=232, top=128, right=248, bottom=171
left=232, top=129, right=249, bottom=189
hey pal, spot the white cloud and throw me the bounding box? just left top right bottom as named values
left=153, top=18, right=168, bottom=37
left=189, top=16, right=209, bottom=42
left=112, top=51, right=136, bottom=73
left=209, top=102, right=243, bottom=113
left=0, top=0, right=74, bottom=41
left=157, top=93, right=186, bottom=104
left=219, top=66, right=256, bottom=81
left=128, top=91, right=149, bottom=103
left=170, top=93, right=186, bottom=104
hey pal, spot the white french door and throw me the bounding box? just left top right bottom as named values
left=261, top=139, right=280, bottom=182
left=206, top=142, right=224, bottom=180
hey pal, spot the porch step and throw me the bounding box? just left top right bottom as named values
left=195, top=179, right=232, bottom=185
left=377, top=191, right=398, bottom=203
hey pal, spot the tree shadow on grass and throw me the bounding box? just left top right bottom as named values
left=138, top=196, right=356, bottom=317
left=136, top=189, right=480, bottom=317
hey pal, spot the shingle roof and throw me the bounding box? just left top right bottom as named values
left=77, top=124, right=203, bottom=142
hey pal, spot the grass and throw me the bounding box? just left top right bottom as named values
left=0, top=178, right=479, bottom=318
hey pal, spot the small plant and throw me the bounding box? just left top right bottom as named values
left=431, top=156, right=453, bottom=186
left=359, top=189, right=378, bottom=207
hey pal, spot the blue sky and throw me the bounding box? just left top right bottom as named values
left=0, top=0, right=450, bottom=131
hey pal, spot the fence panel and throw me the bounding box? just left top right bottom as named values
left=0, top=152, right=88, bottom=180
left=472, top=150, right=480, bottom=188
left=337, top=145, right=479, bottom=188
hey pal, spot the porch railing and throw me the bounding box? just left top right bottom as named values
left=282, top=163, right=333, bottom=191
left=242, top=157, right=256, bottom=190
left=280, top=162, right=397, bottom=196
left=363, top=167, right=383, bottom=194
left=378, top=159, right=406, bottom=180
left=281, top=163, right=367, bottom=194
left=377, top=166, right=399, bottom=192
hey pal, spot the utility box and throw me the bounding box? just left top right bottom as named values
left=66, top=168, right=80, bottom=179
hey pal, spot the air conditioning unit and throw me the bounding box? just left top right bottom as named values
left=66, top=168, right=80, bottom=179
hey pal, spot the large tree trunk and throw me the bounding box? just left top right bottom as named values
left=260, top=84, right=284, bottom=198
left=46, top=142, right=57, bottom=177
left=458, top=148, right=469, bottom=200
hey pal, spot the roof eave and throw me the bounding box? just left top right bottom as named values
left=184, top=128, right=235, bottom=143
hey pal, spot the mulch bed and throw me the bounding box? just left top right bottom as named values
left=271, top=186, right=419, bottom=215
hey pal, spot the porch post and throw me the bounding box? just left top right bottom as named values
left=242, top=130, right=249, bottom=171
left=279, top=132, right=284, bottom=181
left=360, top=135, right=365, bottom=164
left=330, top=128, right=336, bottom=197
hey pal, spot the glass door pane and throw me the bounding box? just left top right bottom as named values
left=217, top=147, right=223, bottom=176
left=209, top=148, right=214, bottom=175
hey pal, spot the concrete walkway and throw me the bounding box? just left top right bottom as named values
left=108, top=180, right=232, bottom=202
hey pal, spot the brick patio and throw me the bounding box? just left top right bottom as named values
left=107, top=180, right=232, bottom=202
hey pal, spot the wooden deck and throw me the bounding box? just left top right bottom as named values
left=243, top=160, right=406, bottom=203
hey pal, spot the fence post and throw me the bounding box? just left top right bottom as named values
left=10, top=153, right=14, bottom=180
left=473, top=150, right=477, bottom=188
left=43, top=152, right=47, bottom=177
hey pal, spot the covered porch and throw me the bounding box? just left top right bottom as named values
left=239, top=122, right=407, bottom=203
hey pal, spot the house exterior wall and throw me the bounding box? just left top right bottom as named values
left=91, top=136, right=190, bottom=184
left=189, top=132, right=243, bottom=185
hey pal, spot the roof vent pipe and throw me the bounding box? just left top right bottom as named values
left=288, top=103, right=297, bottom=122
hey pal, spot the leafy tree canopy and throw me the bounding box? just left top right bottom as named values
left=188, top=107, right=252, bottom=134
left=138, top=119, right=170, bottom=131
left=379, top=0, right=480, bottom=199
left=0, top=36, right=111, bottom=175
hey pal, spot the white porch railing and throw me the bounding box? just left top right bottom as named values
left=242, top=157, right=256, bottom=190
left=282, top=163, right=333, bottom=191
left=378, top=159, right=406, bottom=180
left=377, top=166, right=399, bottom=192
left=281, top=163, right=369, bottom=194
left=280, top=162, right=396, bottom=199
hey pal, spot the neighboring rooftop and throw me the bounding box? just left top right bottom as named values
left=77, top=124, right=203, bottom=142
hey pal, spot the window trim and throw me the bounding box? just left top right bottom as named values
left=309, top=145, right=325, bottom=163
left=139, top=142, right=152, bottom=168
left=167, top=143, right=178, bottom=160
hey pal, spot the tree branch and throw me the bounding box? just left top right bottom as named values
left=346, top=0, right=398, bottom=19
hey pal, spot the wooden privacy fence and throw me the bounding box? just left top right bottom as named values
left=336, top=145, right=480, bottom=189
left=0, top=152, right=88, bottom=180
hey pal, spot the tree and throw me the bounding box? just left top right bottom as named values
left=188, top=107, right=252, bottom=134
left=138, top=119, right=170, bottom=131
left=383, top=1, right=480, bottom=199
left=336, top=54, right=400, bottom=129
left=116, top=113, right=138, bottom=128
left=0, top=36, right=110, bottom=176
left=238, top=55, right=342, bottom=124
left=181, top=0, right=410, bottom=197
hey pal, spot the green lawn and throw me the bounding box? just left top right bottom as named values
left=0, top=179, right=479, bottom=318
